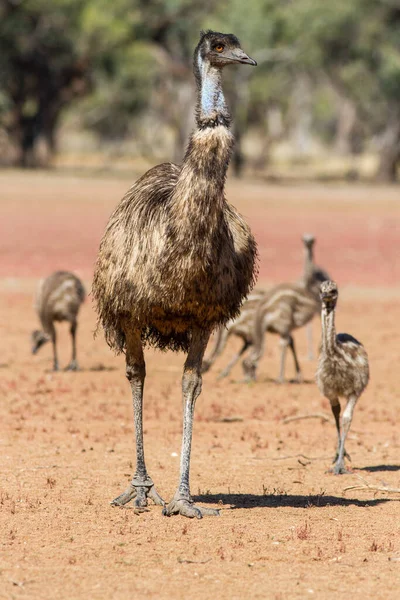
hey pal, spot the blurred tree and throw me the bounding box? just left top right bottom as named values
left=0, top=0, right=91, bottom=166
left=1, top=0, right=400, bottom=179
left=282, top=0, right=400, bottom=180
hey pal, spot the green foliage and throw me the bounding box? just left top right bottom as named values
left=1, top=0, right=400, bottom=175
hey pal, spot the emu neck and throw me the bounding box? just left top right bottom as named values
left=321, top=306, right=337, bottom=355
left=169, top=55, right=234, bottom=251
left=303, top=246, right=314, bottom=286
left=196, top=59, right=230, bottom=128
left=172, top=126, right=234, bottom=238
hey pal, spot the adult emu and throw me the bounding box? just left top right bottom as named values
left=92, top=31, right=257, bottom=518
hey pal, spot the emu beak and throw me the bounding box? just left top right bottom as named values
left=229, top=48, right=257, bottom=66
left=32, top=345, right=38, bottom=355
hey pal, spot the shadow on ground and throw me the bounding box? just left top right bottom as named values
left=194, top=492, right=394, bottom=510
left=356, top=464, right=400, bottom=473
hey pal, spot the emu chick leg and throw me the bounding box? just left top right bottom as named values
left=333, top=395, right=357, bottom=475
left=277, top=336, right=289, bottom=383
left=288, top=335, right=303, bottom=383
left=218, top=340, right=250, bottom=380
left=111, top=329, right=164, bottom=509
left=50, top=323, right=58, bottom=371
left=65, top=320, right=78, bottom=371
left=164, top=328, right=219, bottom=519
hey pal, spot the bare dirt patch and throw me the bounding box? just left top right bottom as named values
left=0, top=172, right=399, bottom=599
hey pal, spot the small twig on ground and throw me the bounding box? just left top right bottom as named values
left=344, top=484, right=400, bottom=494
left=282, top=413, right=332, bottom=425
left=343, top=473, right=400, bottom=494
left=178, top=557, right=212, bottom=564
left=271, top=453, right=332, bottom=461
left=215, top=416, right=243, bottom=423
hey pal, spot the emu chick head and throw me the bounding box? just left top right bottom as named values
left=31, top=330, right=50, bottom=354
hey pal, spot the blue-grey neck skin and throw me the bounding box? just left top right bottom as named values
left=195, top=53, right=231, bottom=129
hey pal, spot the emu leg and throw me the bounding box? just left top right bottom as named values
left=164, top=328, right=219, bottom=519
left=218, top=340, right=250, bottom=380
left=50, top=324, right=58, bottom=371
left=306, top=322, right=314, bottom=360
left=288, top=335, right=303, bottom=383
left=65, top=320, right=79, bottom=371
left=276, top=337, right=289, bottom=383
left=111, top=329, right=164, bottom=509
left=333, top=395, right=357, bottom=475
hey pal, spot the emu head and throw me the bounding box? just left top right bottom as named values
left=319, top=280, right=338, bottom=313
left=302, top=233, right=315, bottom=249
left=31, top=330, right=50, bottom=354
left=195, top=30, right=257, bottom=70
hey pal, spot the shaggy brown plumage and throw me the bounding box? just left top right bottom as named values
left=93, top=139, right=257, bottom=353
left=316, top=280, right=369, bottom=474
left=32, top=271, right=85, bottom=371
left=92, top=31, right=257, bottom=518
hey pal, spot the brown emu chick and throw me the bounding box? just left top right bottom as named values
left=32, top=271, right=85, bottom=371
left=316, top=281, right=369, bottom=474
left=243, top=283, right=319, bottom=383
left=92, top=31, right=257, bottom=519
left=300, top=234, right=331, bottom=360
left=202, top=234, right=330, bottom=380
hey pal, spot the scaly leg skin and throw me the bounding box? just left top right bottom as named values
left=111, top=476, right=165, bottom=509
left=331, top=396, right=357, bottom=475
left=112, top=329, right=164, bottom=510
left=163, top=328, right=219, bottom=519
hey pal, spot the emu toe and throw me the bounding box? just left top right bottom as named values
left=111, top=481, right=165, bottom=509
left=331, top=462, right=352, bottom=476
left=163, top=495, right=220, bottom=519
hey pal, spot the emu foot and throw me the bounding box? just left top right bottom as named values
left=242, top=360, right=256, bottom=382
left=330, top=462, right=353, bottom=475
left=111, top=478, right=165, bottom=510
left=64, top=360, right=79, bottom=372
left=163, top=494, right=220, bottom=519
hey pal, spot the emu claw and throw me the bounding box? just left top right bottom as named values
left=163, top=496, right=220, bottom=519
left=111, top=481, right=165, bottom=509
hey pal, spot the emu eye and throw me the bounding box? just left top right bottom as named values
left=215, top=44, right=224, bottom=53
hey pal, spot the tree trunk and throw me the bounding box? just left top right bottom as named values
left=334, top=96, right=357, bottom=155
left=375, top=108, right=400, bottom=182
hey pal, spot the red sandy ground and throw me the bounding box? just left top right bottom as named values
left=0, top=171, right=400, bottom=600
